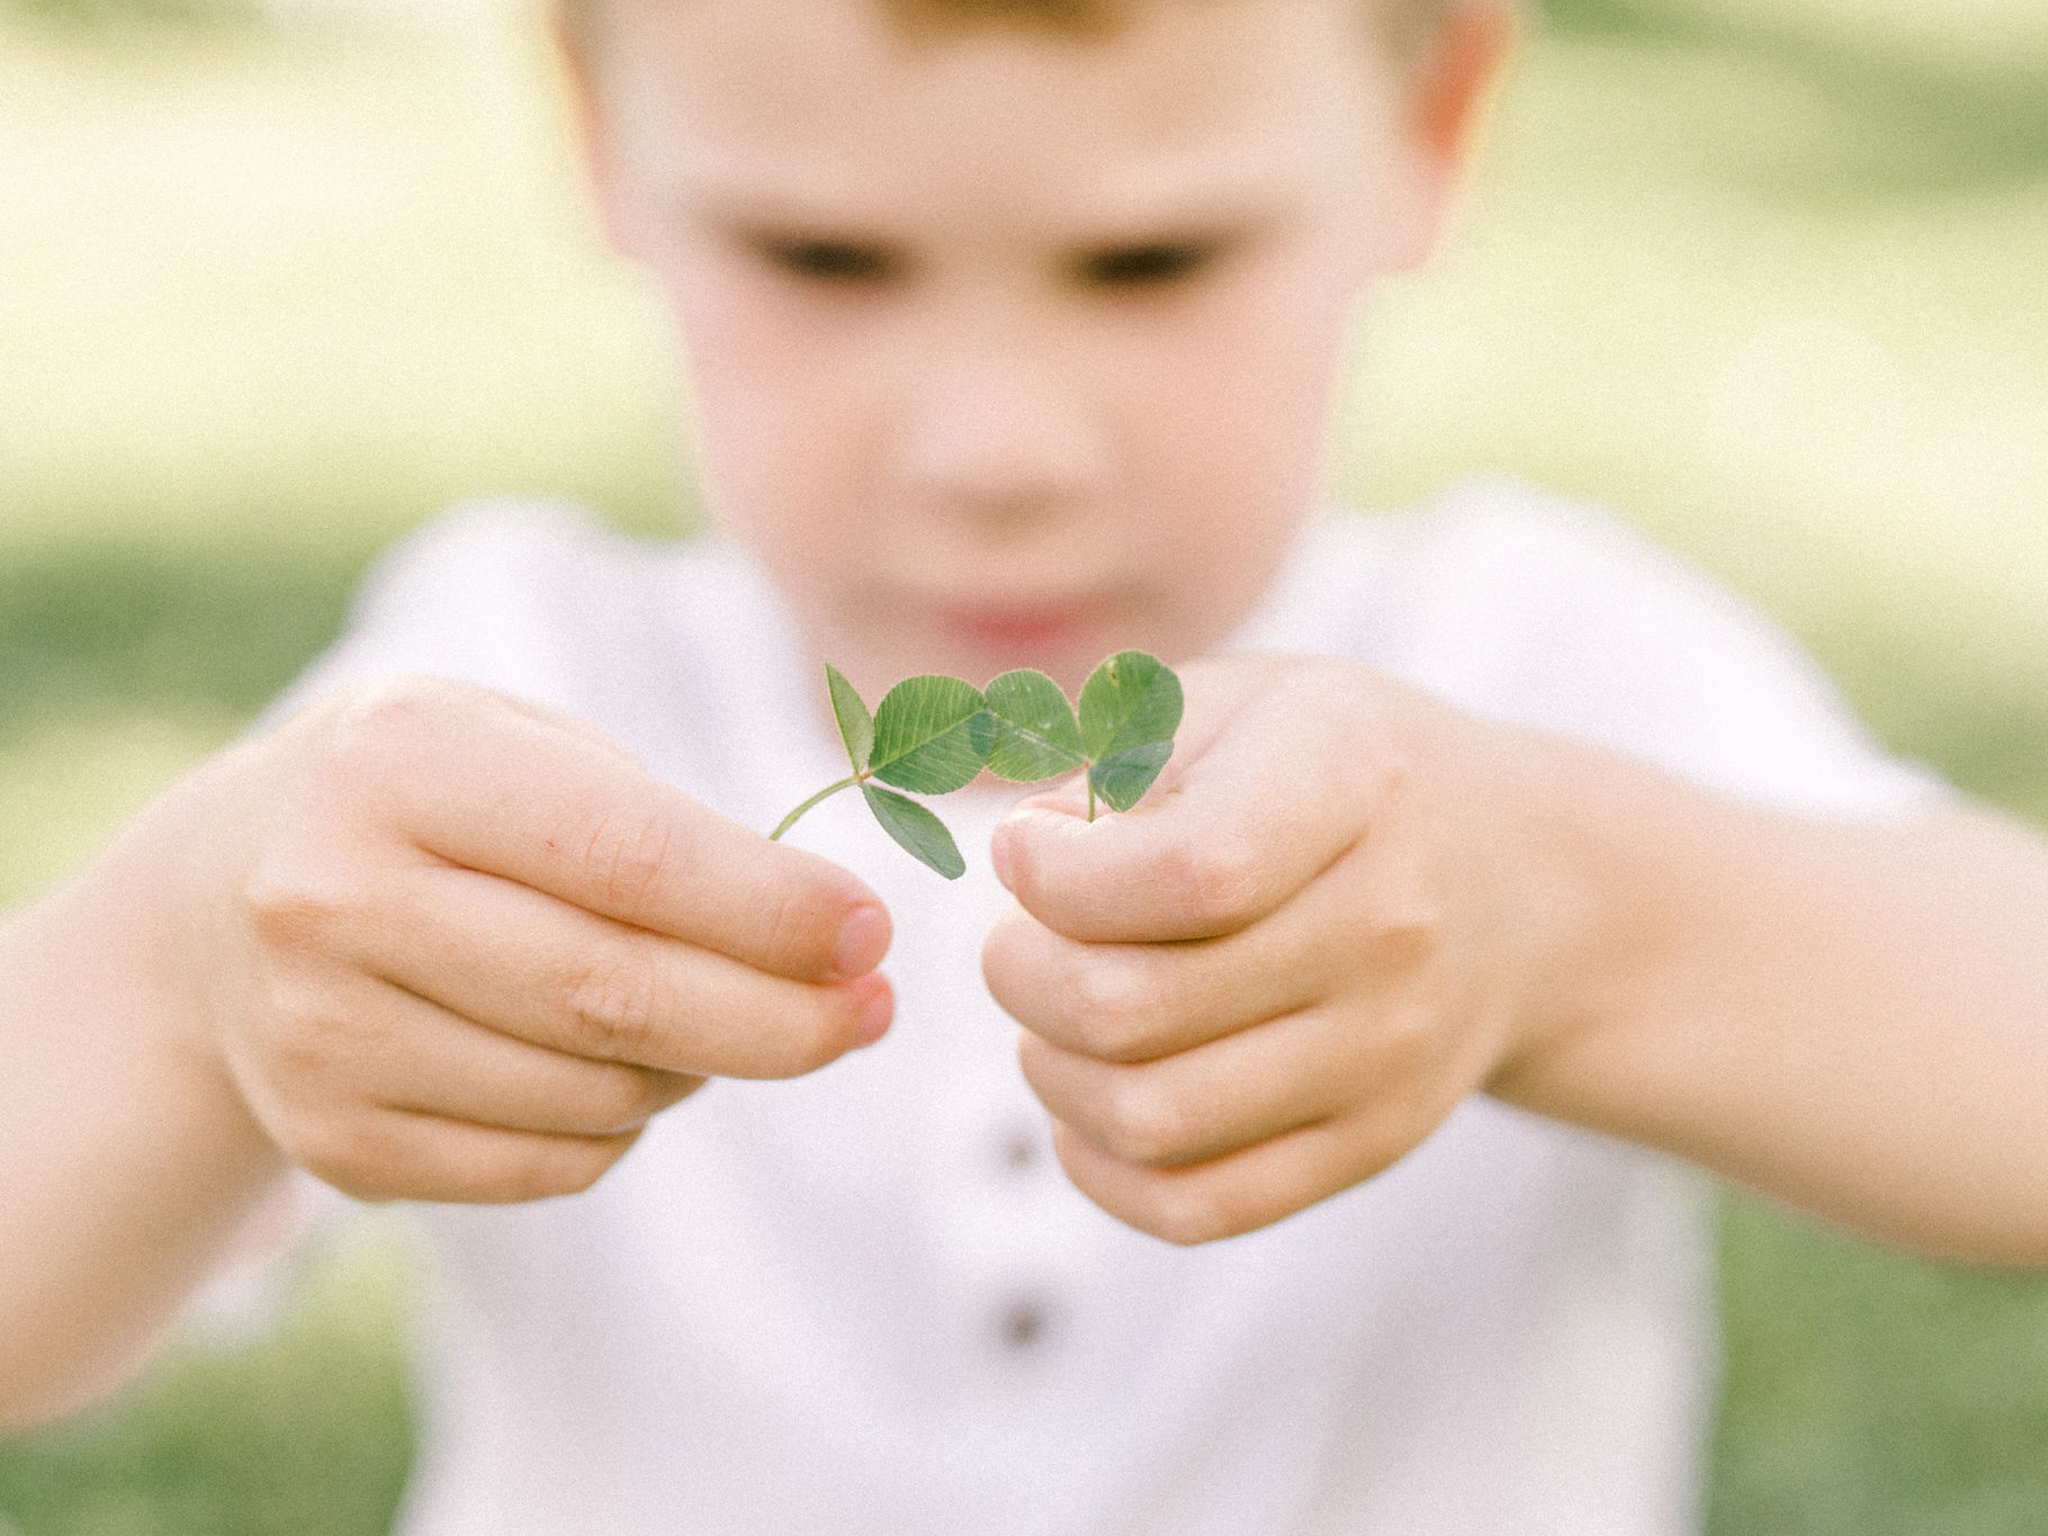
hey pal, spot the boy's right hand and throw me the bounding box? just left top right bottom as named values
left=170, top=676, right=893, bottom=1204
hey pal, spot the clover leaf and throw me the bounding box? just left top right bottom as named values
left=869, top=674, right=994, bottom=795
left=1076, top=650, right=1184, bottom=817
left=770, top=651, right=1181, bottom=874
left=825, top=663, right=873, bottom=773
left=983, top=668, right=1086, bottom=783
left=984, top=653, right=1183, bottom=820
left=770, top=668, right=987, bottom=878
left=860, top=784, right=966, bottom=879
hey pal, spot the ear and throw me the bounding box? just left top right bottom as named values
left=1411, top=1, right=1517, bottom=167
left=550, top=5, right=642, bottom=261
left=1384, top=0, right=1518, bottom=271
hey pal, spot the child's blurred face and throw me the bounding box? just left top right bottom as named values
left=577, top=0, right=1472, bottom=695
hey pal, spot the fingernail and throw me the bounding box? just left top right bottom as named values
left=853, top=975, right=894, bottom=1045
left=834, top=903, right=891, bottom=979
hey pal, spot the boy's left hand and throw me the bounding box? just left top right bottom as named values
left=982, top=655, right=1583, bottom=1245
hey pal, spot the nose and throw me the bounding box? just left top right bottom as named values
left=891, top=301, right=1111, bottom=532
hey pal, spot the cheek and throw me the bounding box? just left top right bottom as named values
left=1124, top=263, right=1356, bottom=591
left=1141, top=258, right=1350, bottom=482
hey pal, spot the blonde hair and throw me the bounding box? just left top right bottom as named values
left=563, top=0, right=1471, bottom=70
left=881, top=0, right=1462, bottom=57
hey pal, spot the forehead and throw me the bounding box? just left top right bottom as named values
left=594, top=0, right=1399, bottom=232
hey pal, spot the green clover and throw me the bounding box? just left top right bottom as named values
left=984, top=651, right=1184, bottom=821
left=770, top=652, right=1181, bottom=877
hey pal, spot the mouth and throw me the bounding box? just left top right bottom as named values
left=930, top=598, right=1108, bottom=656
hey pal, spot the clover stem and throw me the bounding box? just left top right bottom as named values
left=1085, top=770, right=1097, bottom=824
left=769, top=775, right=861, bottom=841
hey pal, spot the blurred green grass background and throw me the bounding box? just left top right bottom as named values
left=1, top=0, right=2044, bottom=1529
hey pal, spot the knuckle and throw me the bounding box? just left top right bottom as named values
left=573, top=806, right=681, bottom=912
left=1365, top=993, right=1449, bottom=1084
left=242, top=859, right=357, bottom=956
left=1100, top=1071, right=1192, bottom=1167
left=1068, top=955, right=1159, bottom=1060
left=265, top=1003, right=347, bottom=1085
left=561, top=954, right=665, bottom=1060
left=331, top=673, right=459, bottom=734
left=1366, top=906, right=1445, bottom=975
left=318, top=676, right=456, bottom=776
left=1161, top=835, right=1264, bottom=933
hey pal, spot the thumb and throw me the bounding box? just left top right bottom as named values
left=990, top=658, right=1381, bottom=943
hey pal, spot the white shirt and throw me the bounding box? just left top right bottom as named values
left=275, top=483, right=1940, bottom=1536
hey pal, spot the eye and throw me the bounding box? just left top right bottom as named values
left=754, top=237, right=901, bottom=285
left=1075, top=241, right=1220, bottom=290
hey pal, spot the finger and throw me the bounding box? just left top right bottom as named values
left=330, top=977, right=705, bottom=1137
left=364, top=863, right=894, bottom=1079
left=1018, top=1005, right=1353, bottom=1169
left=981, top=900, right=1334, bottom=1063
left=1047, top=1100, right=1432, bottom=1246
left=321, top=679, right=890, bottom=981
left=290, top=1105, right=644, bottom=1205
left=990, top=662, right=1386, bottom=943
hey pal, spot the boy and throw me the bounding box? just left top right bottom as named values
left=4, top=0, right=2047, bottom=1529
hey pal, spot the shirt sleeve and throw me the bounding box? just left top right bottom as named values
left=1379, top=483, right=1951, bottom=820
left=259, top=497, right=608, bottom=728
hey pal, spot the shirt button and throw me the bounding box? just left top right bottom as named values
left=998, top=1297, right=1052, bottom=1351
left=997, top=1127, right=1038, bottom=1174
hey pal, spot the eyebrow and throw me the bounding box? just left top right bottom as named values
left=672, top=147, right=1304, bottom=249
left=686, top=182, right=896, bottom=239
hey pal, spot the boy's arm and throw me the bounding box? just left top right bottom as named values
left=985, top=655, right=2048, bottom=1262
left=1491, top=775, right=2048, bottom=1264
left=0, top=813, right=289, bottom=1426
left=0, top=677, right=892, bottom=1429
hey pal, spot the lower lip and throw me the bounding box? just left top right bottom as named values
left=937, top=604, right=1099, bottom=653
